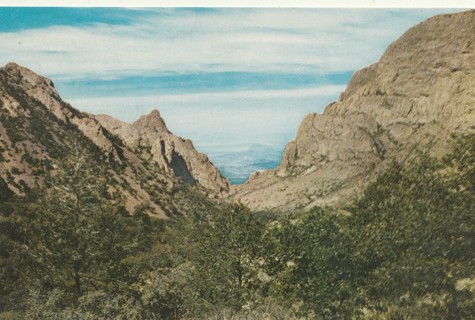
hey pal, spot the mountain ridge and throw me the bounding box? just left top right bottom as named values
left=229, top=10, right=475, bottom=212
left=0, top=62, right=222, bottom=217
left=2, top=11, right=474, bottom=214
left=96, top=110, right=230, bottom=194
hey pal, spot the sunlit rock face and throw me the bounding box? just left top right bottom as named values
left=96, top=110, right=230, bottom=195
left=230, top=10, right=475, bottom=213
left=0, top=62, right=220, bottom=218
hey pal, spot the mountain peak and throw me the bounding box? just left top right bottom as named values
left=97, top=109, right=231, bottom=194
left=1, top=61, right=59, bottom=99
left=231, top=10, right=475, bottom=212
left=4, top=62, right=23, bottom=70
left=4, top=62, right=46, bottom=81
left=149, top=109, right=161, bottom=117
left=133, top=108, right=169, bottom=133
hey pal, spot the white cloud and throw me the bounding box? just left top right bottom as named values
left=68, top=85, right=345, bottom=119
left=0, top=9, right=462, bottom=80
left=0, top=8, right=465, bottom=161
left=66, top=85, right=345, bottom=151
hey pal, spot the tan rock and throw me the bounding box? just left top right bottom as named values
left=96, top=110, right=230, bottom=194
left=231, top=10, right=475, bottom=212
left=1, top=62, right=122, bottom=161
left=0, top=63, right=217, bottom=218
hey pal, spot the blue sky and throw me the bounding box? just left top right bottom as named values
left=0, top=7, right=466, bottom=181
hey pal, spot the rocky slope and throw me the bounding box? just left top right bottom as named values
left=0, top=62, right=219, bottom=218
left=96, top=111, right=230, bottom=195
left=231, top=10, right=475, bottom=212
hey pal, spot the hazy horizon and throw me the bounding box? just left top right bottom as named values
left=0, top=7, right=465, bottom=183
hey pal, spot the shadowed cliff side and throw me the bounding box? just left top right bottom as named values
left=0, top=63, right=220, bottom=218
left=96, top=111, right=230, bottom=195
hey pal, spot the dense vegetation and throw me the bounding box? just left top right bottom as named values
left=0, top=134, right=474, bottom=319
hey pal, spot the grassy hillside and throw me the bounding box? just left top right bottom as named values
left=0, top=134, right=473, bottom=319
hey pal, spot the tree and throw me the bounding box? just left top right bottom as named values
left=22, top=144, right=139, bottom=316
left=266, top=208, right=363, bottom=319
left=191, top=203, right=264, bottom=314
left=349, top=135, right=475, bottom=318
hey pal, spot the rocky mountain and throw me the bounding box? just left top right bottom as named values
left=0, top=62, right=219, bottom=218
left=2, top=11, right=474, bottom=215
left=96, top=111, right=230, bottom=195
left=230, top=10, right=475, bottom=212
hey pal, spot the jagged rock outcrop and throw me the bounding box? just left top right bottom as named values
left=0, top=63, right=218, bottom=218
left=1, top=63, right=122, bottom=159
left=96, top=111, right=230, bottom=194
left=231, top=10, right=475, bottom=212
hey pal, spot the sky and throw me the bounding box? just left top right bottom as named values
left=0, top=7, right=468, bottom=182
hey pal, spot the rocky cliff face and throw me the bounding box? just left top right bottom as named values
left=231, top=10, right=475, bottom=212
left=96, top=111, right=230, bottom=195
left=1, top=63, right=122, bottom=159
left=0, top=63, right=218, bottom=217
